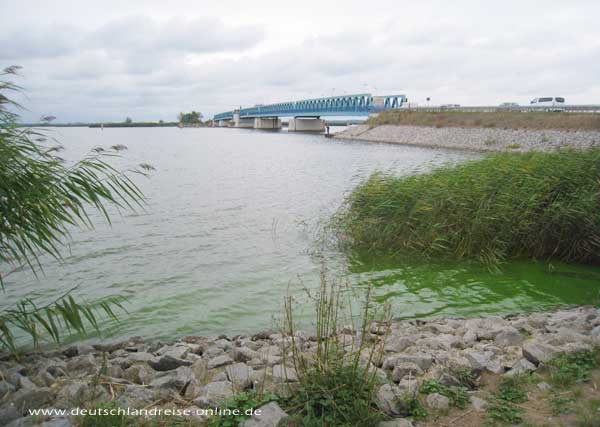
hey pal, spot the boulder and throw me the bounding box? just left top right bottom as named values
left=505, top=358, right=536, bottom=376
left=377, top=420, right=414, bottom=427
left=66, top=354, right=96, bottom=375
left=383, top=353, right=433, bottom=371
left=271, top=365, right=298, bottom=383
left=193, top=381, right=234, bottom=408
left=375, top=384, right=403, bottom=415
left=225, top=363, right=253, bottom=390
left=148, top=355, right=192, bottom=371
left=464, top=351, right=491, bottom=371
left=207, top=355, right=233, bottom=370
left=233, top=346, right=259, bottom=363
left=124, top=364, right=155, bottom=385
left=470, top=396, right=488, bottom=411
left=425, top=393, right=450, bottom=410
left=240, top=402, right=289, bottom=427
left=522, top=341, right=558, bottom=365
left=391, top=362, right=422, bottom=383
left=150, top=366, right=197, bottom=392
left=494, top=328, right=524, bottom=347
left=116, top=385, right=155, bottom=407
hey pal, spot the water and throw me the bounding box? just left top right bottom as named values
left=3, top=127, right=600, bottom=341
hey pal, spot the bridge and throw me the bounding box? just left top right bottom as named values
left=213, top=93, right=406, bottom=131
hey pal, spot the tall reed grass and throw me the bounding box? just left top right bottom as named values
left=334, top=149, right=600, bottom=266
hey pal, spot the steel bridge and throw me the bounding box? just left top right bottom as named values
left=213, top=93, right=406, bottom=121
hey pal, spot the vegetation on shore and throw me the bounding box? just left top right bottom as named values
left=0, top=66, right=150, bottom=356
left=334, top=148, right=600, bottom=267
left=367, top=110, right=600, bottom=131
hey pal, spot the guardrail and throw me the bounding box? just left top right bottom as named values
left=405, top=105, right=600, bottom=113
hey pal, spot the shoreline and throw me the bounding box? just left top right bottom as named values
left=1, top=305, right=599, bottom=426
left=333, top=124, right=600, bottom=152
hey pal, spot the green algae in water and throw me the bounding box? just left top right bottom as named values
left=347, top=254, right=600, bottom=320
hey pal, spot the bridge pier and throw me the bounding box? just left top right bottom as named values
left=218, top=120, right=232, bottom=127
left=233, top=112, right=255, bottom=128
left=288, top=118, right=325, bottom=132
left=254, top=117, right=282, bottom=130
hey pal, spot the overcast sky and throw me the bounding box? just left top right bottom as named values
left=1, top=0, right=599, bottom=122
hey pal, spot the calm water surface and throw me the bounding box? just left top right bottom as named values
left=3, top=127, right=600, bottom=341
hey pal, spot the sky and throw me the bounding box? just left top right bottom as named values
left=1, top=0, right=599, bottom=123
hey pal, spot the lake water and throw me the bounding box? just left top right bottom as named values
left=3, top=127, right=600, bottom=341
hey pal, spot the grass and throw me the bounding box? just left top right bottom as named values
left=279, top=274, right=391, bottom=426
left=577, top=399, right=600, bottom=427
left=485, top=375, right=530, bottom=426
left=420, top=379, right=469, bottom=409
left=208, top=391, right=279, bottom=427
left=367, top=110, right=600, bottom=131
left=547, top=348, right=600, bottom=388
left=334, top=148, right=600, bottom=267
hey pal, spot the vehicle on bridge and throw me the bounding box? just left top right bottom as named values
left=530, top=97, right=565, bottom=111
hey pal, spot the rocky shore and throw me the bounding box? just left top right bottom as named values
left=1, top=306, right=599, bottom=427
left=333, top=124, right=600, bottom=152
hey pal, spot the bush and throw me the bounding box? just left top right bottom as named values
left=335, top=149, right=600, bottom=266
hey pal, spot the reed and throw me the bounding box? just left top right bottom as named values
left=334, top=149, right=600, bottom=266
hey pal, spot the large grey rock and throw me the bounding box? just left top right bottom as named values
left=494, top=328, right=524, bottom=347
left=375, top=384, right=403, bottom=415
left=124, top=364, right=155, bottom=385
left=150, top=366, right=197, bottom=391
left=63, top=344, right=94, bottom=358
left=465, top=351, right=491, bottom=371
left=271, top=365, right=298, bottom=383
left=391, top=362, right=422, bottom=383
left=207, top=354, right=233, bottom=370
left=65, top=354, right=96, bottom=374
left=377, top=420, right=414, bottom=427
left=384, top=337, right=412, bottom=353
left=156, top=344, right=189, bottom=360
left=470, top=396, right=488, bottom=411
left=226, top=363, right=253, bottom=390
left=193, top=381, right=234, bottom=408
left=148, top=354, right=192, bottom=371
left=505, top=358, right=537, bottom=376
left=233, top=346, right=259, bottom=362
left=41, top=418, right=72, bottom=427
left=240, top=402, right=289, bottom=427
left=522, top=341, right=558, bottom=365
left=9, top=387, right=54, bottom=415
left=116, top=385, right=155, bottom=407
left=383, top=353, right=433, bottom=371
left=54, top=381, right=87, bottom=408
left=4, top=417, right=35, bottom=427
left=425, top=393, right=450, bottom=410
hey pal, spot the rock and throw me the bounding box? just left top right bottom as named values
left=385, top=337, right=412, bottom=353
left=156, top=344, right=189, bottom=360
left=126, top=352, right=157, bottom=366
left=465, top=351, right=490, bottom=371
left=240, top=401, right=289, bottom=427
left=55, top=381, right=86, bottom=408
left=425, top=393, right=450, bottom=410
left=66, top=354, right=96, bottom=374
left=522, top=341, right=558, bottom=365
left=41, top=418, right=72, bottom=427
left=505, top=358, right=537, bottom=376
left=10, top=387, right=54, bottom=414
left=271, top=365, right=298, bottom=383
left=204, top=346, right=225, bottom=359
left=485, top=360, right=504, bottom=375
left=0, top=380, right=16, bottom=395
left=17, top=375, right=37, bottom=390
left=233, top=346, right=259, bottom=362
left=592, top=325, right=600, bottom=338
left=4, top=417, right=36, bottom=427
left=63, top=344, right=95, bottom=358
left=470, top=396, right=488, bottom=411
left=375, top=384, right=403, bottom=415
left=377, top=420, right=414, bottom=427
left=391, top=362, right=422, bottom=382
left=150, top=366, right=197, bottom=392
left=207, top=354, right=233, bottom=369
left=116, top=385, right=155, bottom=407
left=226, top=363, right=253, bottom=390
left=124, top=364, right=155, bottom=385
left=193, top=381, right=234, bottom=408
left=148, top=355, right=192, bottom=371
left=494, top=328, right=524, bottom=347
left=439, top=373, right=461, bottom=387
left=537, top=381, right=551, bottom=391
left=215, top=339, right=232, bottom=351
left=383, top=353, right=433, bottom=371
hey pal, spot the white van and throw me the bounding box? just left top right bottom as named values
left=530, top=97, right=565, bottom=111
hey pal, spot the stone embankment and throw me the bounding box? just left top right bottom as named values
left=1, top=306, right=599, bottom=427
left=333, top=124, right=600, bottom=152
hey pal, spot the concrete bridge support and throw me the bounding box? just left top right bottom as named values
left=288, top=118, right=325, bottom=132
left=233, top=112, right=255, bottom=128
left=218, top=120, right=232, bottom=127
left=254, top=117, right=282, bottom=130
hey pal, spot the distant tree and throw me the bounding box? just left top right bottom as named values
left=178, top=111, right=203, bottom=125
left=125, top=117, right=133, bottom=124
left=159, top=119, right=164, bottom=124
